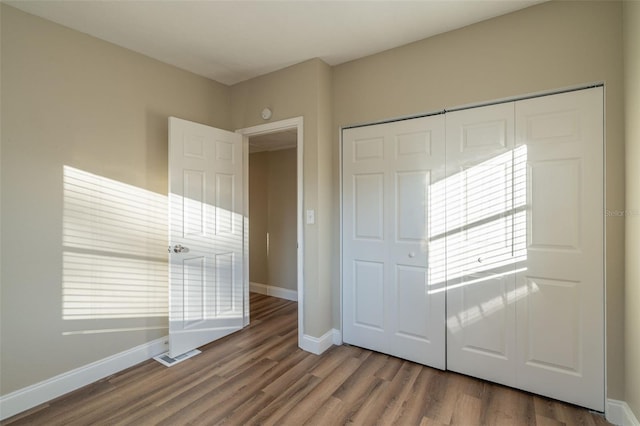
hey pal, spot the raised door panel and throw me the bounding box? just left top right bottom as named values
left=354, top=174, right=384, bottom=241
left=395, top=171, right=428, bottom=242
left=214, top=252, right=235, bottom=315
left=183, top=256, right=206, bottom=326
left=214, top=173, right=235, bottom=236
left=523, top=277, right=582, bottom=374
left=528, top=159, right=581, bottom=251
left=354, top=261, right=385, bottom=333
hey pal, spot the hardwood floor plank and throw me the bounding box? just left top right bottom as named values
left=155, top=359, right=277, bottom=425
left=345, top=376, right=390, bottom=425
left=303, top=395, right=344, bottom=425
left=2, top=293, right=612, bottom=426
left=215, top=390, right=276, bottom=425
left=328, top=352, right=388, bottom=424
left=376, top=361, right=424, bottom=425
left=309, top=344, right=363, bottom=378
left=394, top=367, right=438, bottom=425
left=423, top=370, right=462, bottom=424
left=261, top=350, right=322, bottom=396
left=535, top=414, right=567, bottom=426
left=277, top=355, right=363, bottom=424
left=449, top=393, right=482, bottom=425
left=247, top=374, right=322, bottom=426
left=373, top=354, right=403, bottom=382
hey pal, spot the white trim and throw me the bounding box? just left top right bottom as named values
left=602, top=83, right=609, bottom=421
left=0, top=336, right=167, bottom=421
left=243, top=125, right=250, bottom=327
left=250, top=282, right=298, bottom=301
left=332, top=328, right=343, bottom=346
left=338, top=126, right=344, bottom=349
left=236, top=117, right=305, bottom=352
left=606, top=399, right=640, bottom=426
left=299, top=329, right=339, bottom=355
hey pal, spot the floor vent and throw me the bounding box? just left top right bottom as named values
left=153, top=349, right=201, bottom=367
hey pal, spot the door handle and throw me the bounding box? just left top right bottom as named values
left=170, top=244, right=189, bottom=253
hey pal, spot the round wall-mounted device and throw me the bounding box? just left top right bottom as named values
left=261, top=108, right=272, bottom=120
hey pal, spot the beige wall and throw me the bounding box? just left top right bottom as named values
left=249, top=151, right=269, bottom=285
left=249, top=148, right=298, bottom=291
left=266, top=148, right=298, bottom=291
left=231, top=59, right=333, bottom=337
left=332, top=0, right=625, bottom=399
left=0, top=5, right=231, bottom=395
left=624, top=0, right=640, bottom=417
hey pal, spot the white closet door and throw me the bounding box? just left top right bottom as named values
left=445, top=88, right=604, bottom=411
left=342, top=115, right=446, bottom=368
left=445, top=103, right=520, bottom=386
left=515, top=88, right=604, bottom=411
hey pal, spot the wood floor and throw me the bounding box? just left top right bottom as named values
left=4, top=293, right=610, bottom=426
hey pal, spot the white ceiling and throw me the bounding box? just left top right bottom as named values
left=6, top=0, right=544, bottom=86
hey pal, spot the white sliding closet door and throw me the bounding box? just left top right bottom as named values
left=342, top=115, right=446, bottom=369
left=514, top=88, right=604, bottom=410
left=445, top=102, right=521, bottom=386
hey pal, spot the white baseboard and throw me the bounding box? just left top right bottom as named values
left=299, top=328, right=340, bottom=355
left=607, top=399, right=640, bottom=426
left=250, top=282, right=297, bottom=301
left=0, top=336, right=167, bottom=421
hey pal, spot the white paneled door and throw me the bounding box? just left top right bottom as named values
left=444, top=102, right=521, bottom=387
left=514, top=88, right=604, bottom=410
left=168, top=117, right=247, bottom=358
left=342, top=115, right=446, bottom=369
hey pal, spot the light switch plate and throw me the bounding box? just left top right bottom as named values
left=306, top=209, right=315, bottom=225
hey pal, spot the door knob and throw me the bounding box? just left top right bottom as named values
left=172, top=244, right=189, bottom=253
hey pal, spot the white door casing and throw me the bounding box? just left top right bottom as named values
left=342, top=115, right=446, bottom=369
left=235, top=117, right=304, bottom=350
left=168, top=117, right=246, bottom=358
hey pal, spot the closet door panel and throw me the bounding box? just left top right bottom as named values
left=343, top=125, right=389, bottom=353
left=515, top=88, right=604, bottom=411
left=388, top=117, right=446, bottom=367
left=445, top=102, right=518, bottom=386
left=343, top=115, right=446, bottom=369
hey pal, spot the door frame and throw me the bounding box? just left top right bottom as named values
left=236, top=117, right=305, bottom=347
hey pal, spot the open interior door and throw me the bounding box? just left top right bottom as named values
left=168, top=117, right=247, bottom=358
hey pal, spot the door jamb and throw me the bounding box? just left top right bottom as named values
left=236, top=117, right=304, bottom=348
